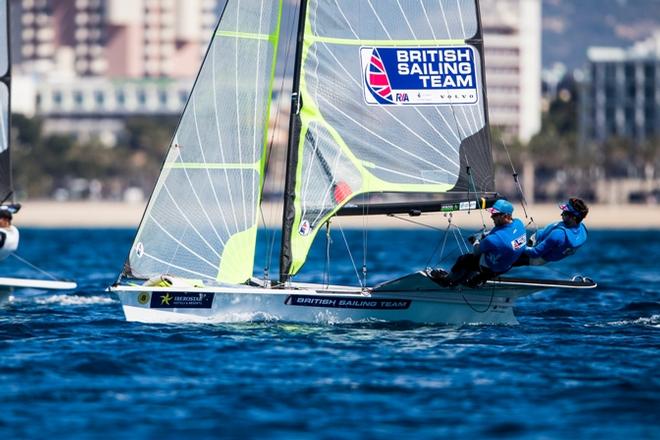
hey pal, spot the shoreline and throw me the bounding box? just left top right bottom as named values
left=13, top=200, right=660, bottom=229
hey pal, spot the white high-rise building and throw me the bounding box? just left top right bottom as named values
left=481, top=0, right=542, bottom=143
left=580, top=32, right=660, bottom=145
left=11, top=0, right=220, bottom=78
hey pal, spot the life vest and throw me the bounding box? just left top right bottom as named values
left=480, top=218, right=527, bottom=273
left=534, top=221, right=588, bottom=262
left=0, top=226, right=20, bottom=261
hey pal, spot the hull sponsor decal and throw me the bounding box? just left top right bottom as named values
left=285, top=295, right=411, bottom=310
left=150, top=292, right=214, bottom=309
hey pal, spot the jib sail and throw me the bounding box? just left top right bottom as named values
left=123, top=1, right=283, bottom=284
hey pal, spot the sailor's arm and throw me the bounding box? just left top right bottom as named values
left=525, top=230, right=562, bottom=258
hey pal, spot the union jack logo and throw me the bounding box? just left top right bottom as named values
left=298, top=220, right=312, bottom=236
left=365, top=49, right=393, bottom=103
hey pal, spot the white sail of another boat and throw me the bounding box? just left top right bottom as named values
left=0, top=0, right=76, bottom=295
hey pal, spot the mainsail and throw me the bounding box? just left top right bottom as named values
left=123, top=1, right=283, bottom=284
left=281, top=0, right=494, bottom=278
left=0, top=0, right=12, bottom=203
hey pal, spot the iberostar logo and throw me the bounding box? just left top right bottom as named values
left=160, top=293, right=173, bottom=305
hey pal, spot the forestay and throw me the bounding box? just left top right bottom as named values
left=282, top=0, right=494, bottom=276
left=124, top=1, right=282, bottom=284
left=0, top=0, right=12, bottom=201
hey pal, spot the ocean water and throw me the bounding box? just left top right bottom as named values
left=0, top=228, right=658, bottom=439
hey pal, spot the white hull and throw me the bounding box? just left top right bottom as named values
left=0, top=277, right=77, bottom=305
left=109, top=272, right=594, bottom=325
left=0, top=277, right=77, bottom=290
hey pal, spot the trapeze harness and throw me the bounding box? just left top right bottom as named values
left=0, top=226, right=19, bottom=261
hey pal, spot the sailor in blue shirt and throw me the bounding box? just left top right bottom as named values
left=435, top=199, right=527, bottom=287
left=514, top=198, right=589, bottom=266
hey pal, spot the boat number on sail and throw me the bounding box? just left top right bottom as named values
left=285, top=295, right=411, bottom=310
left=150, top=292, right=214, bottom=309
left=360, top=46, right=478, bottom=106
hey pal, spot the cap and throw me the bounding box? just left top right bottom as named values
left=559, top=200, right=581, bottom=217
left=488, top=199, right=514, bottom=215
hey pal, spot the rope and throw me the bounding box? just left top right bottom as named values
left=361, top=193, right=370, bottom=290
left=324, top=221, right=331, bottom=288
left=10, top=254, right=62, bottom=281
left=425, top=216, right=454, bottom=269
left=500, top=138, right=534, bottom=224
left=461, top=287, right=495, bottom=314
left=387, top=214, right=446, bottom=231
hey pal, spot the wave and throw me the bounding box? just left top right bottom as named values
left=604, top=314, right=660, bottom=328
left=34, top=295, right=117, bottom=306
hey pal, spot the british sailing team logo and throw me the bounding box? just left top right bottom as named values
left=360, top=46, right=479, bottom=106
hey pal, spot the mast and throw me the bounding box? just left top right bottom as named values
left=0, top=0, right=15, bottom=207
left=279, top=0, right=308, bottom=283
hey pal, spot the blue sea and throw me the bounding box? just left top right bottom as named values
left=0, top=228, right=658, bottom=439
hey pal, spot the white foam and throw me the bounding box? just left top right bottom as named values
left=604, top=314, right=660, bottom=328
left=35, top=295, right=117, bottom=306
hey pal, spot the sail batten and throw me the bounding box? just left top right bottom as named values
left=123, top=1, right=283, bottom=284
left=281, top=0, right=493, bottom=277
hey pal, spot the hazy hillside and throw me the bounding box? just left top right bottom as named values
left=543, top=0, right=659, bottom=68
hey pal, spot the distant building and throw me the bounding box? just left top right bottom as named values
left=29, top=76, right=193, bottom=146
left=11, top=0, right=220, bottom=78
left=481, top=0, right=542, bottom=143
left=579, top=32, right=660, bottom=145
left=10, top=0, right=542, bottom=146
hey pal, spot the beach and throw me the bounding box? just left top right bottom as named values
left=14, top=200, right=660, bottom=229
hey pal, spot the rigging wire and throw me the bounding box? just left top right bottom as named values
left=500, top=137, right=535, bottom=226
left=337, top=221, right=364, bottom=288
left=10, top=254, right=64, bottom=281
left=387, top=213, right=447, bottom=231
left=425, top=214, right=453, bottom=269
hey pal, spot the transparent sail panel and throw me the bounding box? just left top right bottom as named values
left=126, top=1, right=282, bottom=284
left=287, top=0, right=490, bottom=274
left=0, top=0, right=7, bottom=78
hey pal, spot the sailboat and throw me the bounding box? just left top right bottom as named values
left=110, top=0, right=595, bottom=325
left=0, top=0, right=76, bottom=299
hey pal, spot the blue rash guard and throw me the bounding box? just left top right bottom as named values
left=478, top=218, right=527, bottom=273
left=525, top=221, right=587, bottom=262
